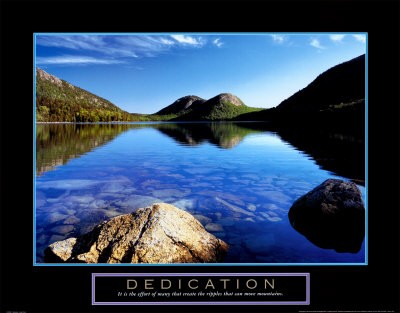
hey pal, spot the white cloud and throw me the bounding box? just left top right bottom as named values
left=36, top=35, right=181, bottom=58
left=310, top=38, right=325, bottom=49
left=36, top=35, right=106, bottom=51
left=213, top=38, right=223, bottom=48
left=160, top=38, right=175, bottom=45
left=36, top=34, right=209, bottom=67
left=353, top=34, right=366, bottom=43
left=36, top=35, right=208, bottom=60
left=36, top=55, right=124, bottom=65
left=37, top=35, right=139, bottom=57
left=270, top=34, right=287, bottom=44
left=170, top=34, right=204, bottom=46
left=330, top=34, right=345, bottom=42
left=113, top=36, right=174, bottom=56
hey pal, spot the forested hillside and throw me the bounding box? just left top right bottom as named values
left=36, top=68, right=132, bottom=122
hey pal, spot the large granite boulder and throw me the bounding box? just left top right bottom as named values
left=288, top=179, right=365, bottom=253
left=44, top=203, right=228, bottom=263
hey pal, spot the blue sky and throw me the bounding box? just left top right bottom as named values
left=35, top=33, right=366, bottom=114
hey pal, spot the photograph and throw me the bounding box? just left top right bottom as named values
left=35, top=33, right=366, bottom=266
left=1, top=0, right=399, bottom=312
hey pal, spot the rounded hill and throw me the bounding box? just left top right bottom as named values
left=156, top=95, right=205, bottom=115
left=207, top=93, right=246, bottom=107
left=170, top=93, right=261, bottom=121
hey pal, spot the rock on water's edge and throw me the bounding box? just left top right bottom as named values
left=288, top=179, right=365, bottom=253
left=44, top=203, right=229, bottom=263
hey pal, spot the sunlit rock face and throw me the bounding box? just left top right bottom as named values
left=210, top=93, right=245, bottom=107
left=45, top=203, right=229, bottom=263
left=37, top=68, right=63, bottom=86
left=288, top=179, right=365, bottom=253
left=155, top=95, right=205, bottom=115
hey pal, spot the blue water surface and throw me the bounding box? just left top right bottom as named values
left=35, top=122, right=366, bottom=264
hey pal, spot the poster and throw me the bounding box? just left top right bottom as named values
left=1, top=1, right=399, bottom=313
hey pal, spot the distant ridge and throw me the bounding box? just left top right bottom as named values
left=276, top=54, right=365, bottom=113
left=36, top=54, right=365, bottom=123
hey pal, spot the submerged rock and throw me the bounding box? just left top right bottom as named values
left=50, top=225, right=74, bottom=235
left=193, top=214, right=212, bottom=226
left=205, top=223, right=224, bottom=232
left=63, top=216, right=80, bottom=225
left=288, top=179, right=365, bottom=253
left=44, top=203, right=228, bottom=263
left=46, top=212, right=69, bottom=224
left=215, top=197, right=255, bottom=217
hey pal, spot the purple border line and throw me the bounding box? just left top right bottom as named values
left=92, top=273, right=310, bottom=306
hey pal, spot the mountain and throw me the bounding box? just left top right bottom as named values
left=35, top=69, right=259, bottom=122
left=37, top=55, right=365, bottom=123
left=277, top=54, right=365, bottom=113
left=155, top=95, right=205, bottom=115
left=36, top=68, right=131, bottom=122
left=171, top=93, right=262, bottom=121
left=235, top=54, right=365, bottom=122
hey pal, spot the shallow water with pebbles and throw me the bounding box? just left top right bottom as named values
left=35, top=123, right=365, bottom=263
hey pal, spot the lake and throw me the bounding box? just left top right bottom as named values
left=35, top=122, right=366, bottom=264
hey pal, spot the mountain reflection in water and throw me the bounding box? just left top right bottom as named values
left=36, top=122, right=364, bottom=185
